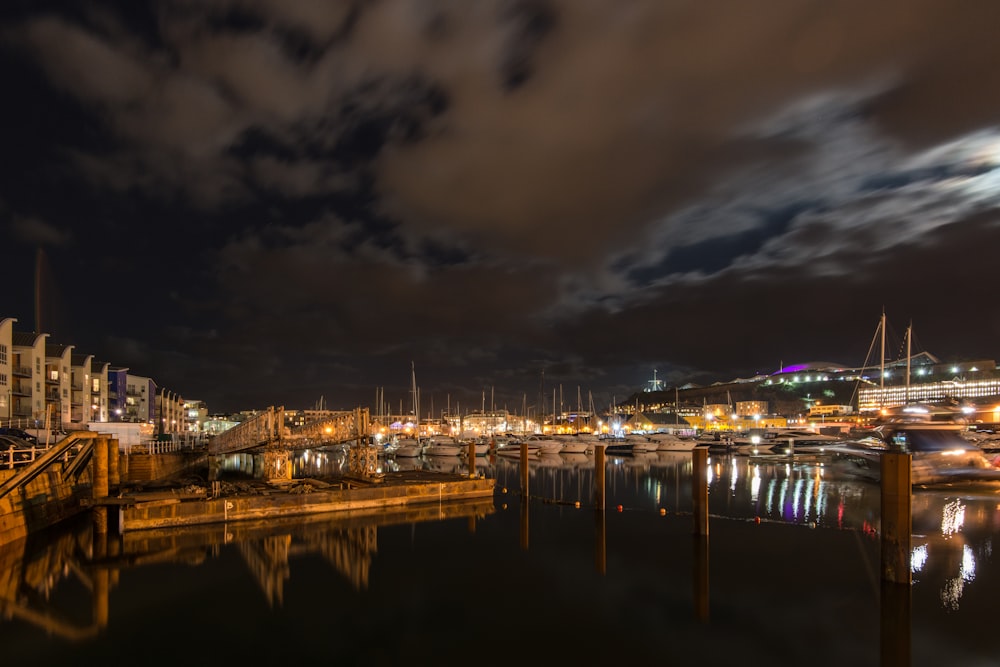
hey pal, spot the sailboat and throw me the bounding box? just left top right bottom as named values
left=824, top=315, right=1000, bottom=486
left=392, top=363, right=423, bottom=458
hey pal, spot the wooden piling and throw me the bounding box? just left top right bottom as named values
left=594, top=444, right=606, bottom=511
left=108, top=438, right=120, bottom=489
left=693, top=447, right=708, bottom=536
left=693, top=534, right=709, bottom=622
left=93, top=436, right=110, bottom=500
left=519, top=441, right=529, bottom=497
left=881, top=451, right=912, bottom=584
left=594, top=507, right=606, bottom=574
left=468, top=440, right=476, bottom=478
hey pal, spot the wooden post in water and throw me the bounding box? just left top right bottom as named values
left=468, top=440, right=476, bottom=478
left=693, top=533, right=709, bottom=622
left=520, top=491, right=530, bottom=550
left=519, top=441, right=529, bottom=497
left=92, top=506, right=109, bottom=627
left=594, top=443, right=606, bottom=511
left=881, top=451, right=912, bottom=584
left=93, top=435, right=110, bottom=500
left=594, top=507, right=606, bottom=574
left=108, top=438, right=120, bottom=490
left=693, top=447, right=709, bottom=536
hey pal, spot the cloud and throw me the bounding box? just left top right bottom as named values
left=9, top=216, right=73, bottom=246
left=4, top=1, right=1000, bottom=411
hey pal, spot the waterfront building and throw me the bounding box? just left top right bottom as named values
left=0, top=317, right=13, bottom=422
left=10, top=329, right=47, bottom=426
left=70, top=352, right=93, bottom=425
left=154, top=388, right=186, bottom=435
left=44, top=341, right=75, bottom=429
left=183, top=399, right=208, bottom=433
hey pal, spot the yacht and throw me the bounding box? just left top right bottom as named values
left=825, top=405, right=1000, bottom=487
left=646, top=432, right=698, bottom=451
left=391, top=437, right=423, bottom=458
left=422, top=435, right=464, bottom=457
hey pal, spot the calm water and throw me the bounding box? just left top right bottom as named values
left=2, top=448, right=1000, bottom=667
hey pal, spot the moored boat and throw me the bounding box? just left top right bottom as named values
left=825, top=406, right=1000, bottom=487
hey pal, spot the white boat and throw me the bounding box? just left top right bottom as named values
left=392, top=437, right=423, bottom=458
left=495, top=436, right=555, bottom=457
left=525, top=436, right=564, bottom=455
left=553, top=435, right=591, bottom=454
left=757, top=430, right=846, bottom=454
left=625, top=435, right=659, bottom=453
left=826, top=406, right=1000, bottom=487
left=462, top=438, right=491, bottom=457
left=422, top=436, right=464, bottom=457
left=602, top=435, right=658, bottom=456
left=646, top=433, right=698, bottom=451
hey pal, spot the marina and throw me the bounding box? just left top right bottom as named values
left=2, top=442, right=1000, bottom=666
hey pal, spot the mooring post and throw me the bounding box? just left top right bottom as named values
left=519, top=441, right=529, bottom=496
left=93, top=435, right=110, bottom=500
left=594, top=443, right=606, bottom=511
left=881, top=451, right=912, bottom=584
left=468, top=440, right=476, bottom=478
left=693, top=532, right=710, bottom=622
left=693, top=447, right=709, bottom=536
left=108, top=437, right=120, bottom=490
left=92, top=505, right=109, bottom=628
left=594, top=506, right=606, bottom=574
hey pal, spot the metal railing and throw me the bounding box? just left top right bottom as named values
left=0, top=441, right=84, bottom=471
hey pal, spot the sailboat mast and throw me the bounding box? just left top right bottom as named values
left=675, top=386, right=679, bottom=425
left=880, top=310, right=886, bottom=408
left=552, top=387, right=557, bottom=434
left=411, top=362, right=419, bottom=439
left=906, top=321, right=912, bottom=405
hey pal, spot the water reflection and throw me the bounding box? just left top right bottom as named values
left=2, top=447, right=1000, bottom=666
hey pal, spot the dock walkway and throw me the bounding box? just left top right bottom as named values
left=96, top=471, right=495, bottom=532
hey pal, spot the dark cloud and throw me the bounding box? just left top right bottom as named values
left=2, top=0, right=1000, bottom=414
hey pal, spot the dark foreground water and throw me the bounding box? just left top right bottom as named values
left=2, top=448, right=999, bottom=667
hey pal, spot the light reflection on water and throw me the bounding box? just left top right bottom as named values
left=1, top=447, right=999, bottom=666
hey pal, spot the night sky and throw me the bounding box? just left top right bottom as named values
left=3, top=1, right=1000, bottom=415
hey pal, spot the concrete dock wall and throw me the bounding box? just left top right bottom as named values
left=120, top=476, right=495, bottom=531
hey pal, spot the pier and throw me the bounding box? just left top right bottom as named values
left=0, top=421, right=493, bottom=546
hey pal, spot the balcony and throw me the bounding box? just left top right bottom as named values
left=11, top=365, right=31, bottom=378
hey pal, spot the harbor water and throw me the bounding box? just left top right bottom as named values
left=2, top=447, right=999, bottom=666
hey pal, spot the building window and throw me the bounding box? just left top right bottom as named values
left=0, top=344, right=6, bottom=364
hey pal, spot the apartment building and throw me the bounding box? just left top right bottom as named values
left=0, top=316, right=187, bottom=434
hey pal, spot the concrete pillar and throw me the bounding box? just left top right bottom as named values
left=93, top=436, right=110, bottom=499
left=693, top=447, right=709, bottom=536
left=881, top=451, right=912, bottom=584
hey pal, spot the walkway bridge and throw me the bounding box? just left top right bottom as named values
left=207, top=406, right=371, bottom=457
left=0, top=430, right=99, bottom=500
